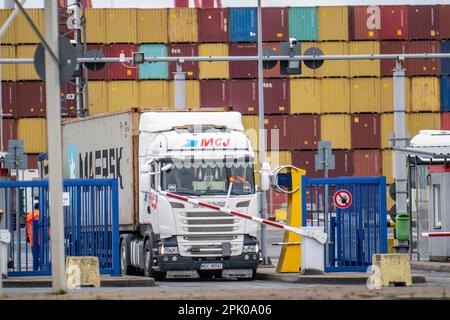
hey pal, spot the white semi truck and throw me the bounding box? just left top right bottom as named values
left=61, top=110, right=264, bottom=280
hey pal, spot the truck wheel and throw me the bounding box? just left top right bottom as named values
left=120, top=238, right=138, bottom=276
left=143, top=240, right=165, bottom=280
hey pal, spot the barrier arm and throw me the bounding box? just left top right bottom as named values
left=421, top=232, right=450, bottom=238
left=160, top=191, right=327, bottom=245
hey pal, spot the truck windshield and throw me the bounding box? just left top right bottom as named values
left=161, top=160, right=255, bottom=196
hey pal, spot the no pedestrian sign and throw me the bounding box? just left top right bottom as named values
left=333, top=189, right=352, bottom=209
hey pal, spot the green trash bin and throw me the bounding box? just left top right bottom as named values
left=395, top=213, right=410, bottom=241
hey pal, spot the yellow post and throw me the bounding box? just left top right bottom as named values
left=276, top=168, right=306, bottom=273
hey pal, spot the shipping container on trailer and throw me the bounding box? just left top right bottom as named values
left=229, top=7, right=257, bottom=42
left=17, top=118, right=47, bottom=154
left=264, top=115, right=290, bottom=150
left=349, top=41, right=380, bottom=77
left=14, top=9, right=44, bottom=44
left=410, top=77, right=440, bottom=112
left=288, top=7, right=318, bottom=41
left=406, top=41, right=440, bottom=76
left=200, top=80, right=230, bottom=108
left=380, top=77, right=411, bottom=113
left=353, top=150, right=381, bottom=176
left=168, top=44, right=199, bottom=79
left=16, top=81, right=46, bottom=117
left=380, top=5, right=408, bottom=40
left=0, top=9, right=16, bottom=44
left=229, top=79, right=258, bottom=115
left=1, top=45, right=16, bottom=81
left=380, top=41, right=407, bottom=77
left=107, top=81, right=139, bottom=113
left=198, top=43, right=229, bottom=79
left=106, top=44, right=139, bottom=80
left=290, top=78, right=321, bottom=114
left=138, top=44, right=169, bottom=80
left=1, top=119, right=17, bottom=151
left=83, top=8, right=106, bottom=44
left=407, top=5, right=439, bottom=40
left=440, top=40, right=450, bottom=75
left=320, top=114, right=351, bottom=150
left=138, top=81, right=170, bottom=111
left=442, top=112, right=450, bottom=129
left=318, top=6, right=349, bottom=41
left=320, top=78, right=350, bottom=114
left=105, top=9, right=137, bottom=44
left=137, top=9, right=168, bottom=44
left=86, top=81, right=108, bottom=116
left=15, top=45, right=40, bottom=80
left=262, top=7, right=288, bottom=42
left=168, top=8, right=198, bottom=43
left=439, top=5, right=450, bottom=39
left=1, top=82, right=17, bottom=117
left=350, top=78, right=381, bottom=113
left=289, top=114, right=320, bottom=151
left=86, top=44, right=108, bottom=80
left=229, top=43, right=257, bottom=78
left=169, top=80, right=200, bottom=109
left=382, top=149, right=394, bottom=185
left=349, top=5, right=381, bottom=40
left=441, top=77, right=450, bottom=112
left=351, top=114, right=381, bottom=149
left=198, top=8, right=229, bottom=43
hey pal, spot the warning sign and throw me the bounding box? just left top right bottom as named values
left=333, top=189, right=352, bottom=209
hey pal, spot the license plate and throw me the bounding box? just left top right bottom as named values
left=200, top=263, right=223, bottom=270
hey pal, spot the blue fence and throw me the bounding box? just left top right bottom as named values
left=302, top=176, right=387, bottom=272
left=0, top=179, right=119, bottom=277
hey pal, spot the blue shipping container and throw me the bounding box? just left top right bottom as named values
left=289, top=7, right=318, bottom=41
left=440, top=40, right=450, bottom=76
left=229, top=8, right=257, bottom=42
left=138, top=44, right=168, bottom=80
left=441, top=77, right=450, bottom=112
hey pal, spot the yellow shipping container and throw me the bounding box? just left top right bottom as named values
left=321, top=114, right=351, bottom=149
left=380, top=77, right=411, bottom=113
left=138, top=81, right=170, bottom=110
left=169, top=80, right=200, bottom=109
left=18, top=118, right=47, bottom=154
left=317, top=42, right=350, bottom=78
left=320, top=78, right=350, bottom=114
left=198, top=44, right=229, bottom=79
left=295, top=42, right=319, bottom=78
left=0, top=9, right=16, bottom=43
left=14, top=9, right=44, bottom=44
left=318, top=6, right=349, bottom=41
left=83, top=9, right=106, bottom=44
left=108, top=81, right=139, bottom=113
left=382, top=149, right=394, bottom=185
left=168, top=8, right=198, bottom=43
left=242, top=115, right=259, bottom=151
left=349, top=41, right=380, bottom=77
left=16, top=45, right=39, bottom=80
left=290, top=79, right=321, bottom=114
left=381, top=113, right=394, bottom=149
left=407, top=113, right=441, bottom=138
left=105, top=9, right=137, bottom=44
left=410, top=77, right=440, bottom=112
left=350, top=78, right=381, bottom=113
left=1, top=46, right=16, bottom=81
left=137, top=9, right=168, bottom=44
left=87, top=81, right=108, bottom=116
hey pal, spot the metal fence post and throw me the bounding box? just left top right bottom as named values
left=111, top=179, right=120, bottom=277
left=379, top=176, right=388, bottom=253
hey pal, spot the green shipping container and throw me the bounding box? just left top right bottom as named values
left=289, top=7, right=318, bottom=41
left=138, top=44, right=168, bottom=80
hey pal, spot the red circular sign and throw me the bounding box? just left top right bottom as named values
left=333, top=189, right=352, bottom=209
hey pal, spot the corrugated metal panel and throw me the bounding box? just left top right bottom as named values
left=255, top=151, right=292, bottom=169
left=349, top=6, right=380, bottom=40
left=1, top=45, right=16, bottom=81
left=198, top=43, right=229, bottom=79
left=106, top=44, right=139, bottom=80
left=105, top=9, right=137, bottom=44
left=290, top=79, right=321, bottom=114
left=242, top=115, right=259, bottom=151
left=0, top=9, right=16, bottom=44
left=229, top=43, right=257, bottom=78
left=442, top=112, right=450, bottom=129
left=320, top=114, right=351, bottom=149
left=439, top=5, right=450, bottom=40
left=60, top=83, right=77, bottom=117
left=263, top=42, right=284, bottom=78
left=381, top=113, right=394, bottom=149
left=292, top=149, right=353, bottom=178
left=296, top=42, right=319, bottom=78
left=107, top=81, right=139, bottom=113
left=380, top=77, right=411, bottom=113
left=351, top=114, right=381, bottom=149
left=1, top=118, right=17, bottom=151
left=331, top=150, right=353, bottom=177
left=380, top=41, right=407, bottom=77
left=353, top=150, right=381, bottom=176
left=168, top=8, right=198, bottom=43
left=317, top=42, right=350, bottom=78
left=2, top=83, right=17, bottom=117
left=198, top=8, right=229, bottom=43
left=320, top=78, right=350, bottom=114
left=229, top=7, right=257, bottom=42
left=14, top=9, right=44, bottom=43
left=262, top=7, right=288, bottom=41
left=290, top=115, right=321, bottom=150
left=86, top=81, right=108, bottom=116
left=407, top=113, right=441, bottom=137
left=200, top=80, right=230, bottom=108
left=86, top=45, right=108, bottom=80
left=441, top=40, right=450, bottom=75
left=169, top=44, right=199, bottom=79
left=350, top=78, right=381, bottom=113
left=264, top=79, right=290, bottom=114
left=138, top=44, right=168, bottom=80
left=229, top=79, right=258, bottom=115
left=407, top=5, right=439, bottom=40
left=137, top=9, right=168, bottom=44
left=16, top=82, right=46, bottom=117
left=169, top=80, right=200, bottom=110
left=292, top=150, right=319, bottom=177
left=441, top=77, right=450, bottom=112
left=382, top=149, right=394, bottom=185
left=406, top=41, right=440, bottom=76
left=288, top=7, right=318, bottom=41
left=26, top=154, right=39, bottom=170
left=138, top=81, right=170, bottom=111
left=380, top=5, right=408, bottom=40
left=410, top=77, right=440, bottom=112
left=16, top=45, right=39, bottom=80
left=349, top=41, right=380, bottom=77
left=318, top=6, right=349, bottom=41
left=18, top=118, right=47, bottom=154
left=84, top=9, right=106, bottom=44
left=264, top=115, right=290, bottom=150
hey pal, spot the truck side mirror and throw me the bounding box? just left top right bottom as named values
left=140, top=160, right=153, bottom=173
left=260, top=162, right=271, bottom=191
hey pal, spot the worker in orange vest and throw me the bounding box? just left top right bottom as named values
left=26, top=202, right=40, bottom=247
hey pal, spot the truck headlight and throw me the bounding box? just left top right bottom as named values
left=243, top=244, right=259, bottom=253
left=159, top=245, right=179, bottom=255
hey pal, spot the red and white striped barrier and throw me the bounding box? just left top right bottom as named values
left=421, top=232, right=450, bottom=238
left=160, top=191, right=327, bottom=244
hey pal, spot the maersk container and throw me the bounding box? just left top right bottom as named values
left=440, top=77, right=450, bottom=112
left=288, top=7, right=318, bottom=41
left=138, top=44, right=169, bottom=80
left=229, top=8, right=257, bottom=42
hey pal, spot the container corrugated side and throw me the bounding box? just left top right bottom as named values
left=16, top=82, right=46, bottom=117
left=138, top=80, right=170, bottom=110
left=262, top=7, right=288, bottom=42
left=107, top=81, right=139, bottom=113
left=288, top=7, right=318, bottom=41
left=14, top=9, right=44, bottom=43
left=200, top=80, right=230, bottom=108
left=317, top=42, right=350, bottom=78
left=318, top=6, right=349, bottom=41
left=407, top=113, right=441, bottom=137
left=105, top=9, right=137, bottom=44
left=349, top=6, right=380, bottom=40
left=410, top=77, right=440, bottom=112
left=229, top=79, right=258, bottom=115
left=83, top=8, right=106, bottom=44
left=439, top=5, right=450, bottom=40
left=0, top=9, right=16, bottom=43
left=137, top=9, right=168, bottom=44
left=349, top=41, right=380, bottom=77
left=18, top=118, right=47, bottom=153
left=86, top=81, right=108, bottom=116
left=290, top=79, right=321, bottom=114
left=229, top=43, right=257, bottom=78
left=1, top=118, right=17, bottom=150
left=169, top=80, right=200, bottom=110
left=229, top=7, right=257, bottom=42
left=350, top=78, right=381, bottom=113
left=320, top=114, right=351, bottom=149
left=290, top=114, right=321, bottom=150
left=353, top=150, right=381, bottom=176
left=16, top=45, right=39, bottom=80
left=406, top=41, right=440, bottom=76
left=381, top=113, right=394, bottom=149
left=2, top=83, right=17, bottom=117
left=264, top=115, right=290, bottom=150
left=380, top=5, right=408, bottom=40
left=138, top=44, right=168, bottom=80
left=1, top=45, right=16, bottom=81
left=320, top=78, right=350, bottom=114
left=198, top=8, right=229, bottom=43
left=198, top=43, right=229, bottom=79
left=442, top=112, right=450, bottom=129
left=441, top=77, right=450, bottom=112
left=382, top=149, right=394, bottom=185
left=168, top=8, right=198, bottom=43
left=407, top=5, right=439, bottom=40
left=242, top=115, right=259, bottom=151
left=351, top=114, right=381, bottom=149
left=168, top=44, right=199, bottom=79
left=380, top=77, right=411, bottom=113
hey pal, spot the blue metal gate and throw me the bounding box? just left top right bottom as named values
left=302, top=176, right=387, bottom=272
left=0, top=179, right=119, bottom=276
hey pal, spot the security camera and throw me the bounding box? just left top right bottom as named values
left=289, top=38, right=298, bottom=48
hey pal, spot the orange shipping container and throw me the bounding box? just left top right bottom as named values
left=353, top=150, right=381, bottom=176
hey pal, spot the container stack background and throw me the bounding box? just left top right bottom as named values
left=2, top=4, right=450, bottom=217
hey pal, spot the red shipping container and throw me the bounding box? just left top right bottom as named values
left=329, top=150, right=353, bottom=178
left=264, top=115, right=290, bottom=150
left=262, top=7, right=288, bottom=42
left=229, top=79, right=258, bottom=114
left=263, top=79, right=290, bottom=114
left=169, top=44, right=199, bottom=80
left=353, top=150, right=381, bottom=176
left=26, top=154, right=39, bottom=170
left=200, top=80, right=230, bottom=108
left=289, top=115, right=320, bottom=151
left=407, top=5, right=439, bottom=40
left=405, top=41, right=440, bottom=76
left=16, top=82, right=46, bottom=117
left=229, top=43, right=257, bottom=78
left=1, top=118, right=17, bottom=151
left=292, top=150, right=353, bottom=178
left=442, top=112, right=450, bottom=129
left=58, top=5, right=75, bottom=39
left=263, top=43, right=284, bottom=78
left=198, top=8, right=229, bottom=42
left=349, top=6, right=381, bottom=40
left=60, top=83, right=77, bottom=117
left=380, top=41, right=407, bottom=77
left=351, top=114, right=381, bottom=149
left=87, top=45, right=108, bottom=80
left=380, top=5, right=408, bottom=40
left=105, top=44, right=139, bottom=80
left=439, top=5, right=450, bottom=39
left=292, top=150, right=320, bottom=178
left=175, top=0, right=189, bottom=7
left=2, top=83, right=17, bottom=118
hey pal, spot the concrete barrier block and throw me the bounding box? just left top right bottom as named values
left=66, top=256, right=101, bottom=288
left=372, top=253, right=412, bottom=287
